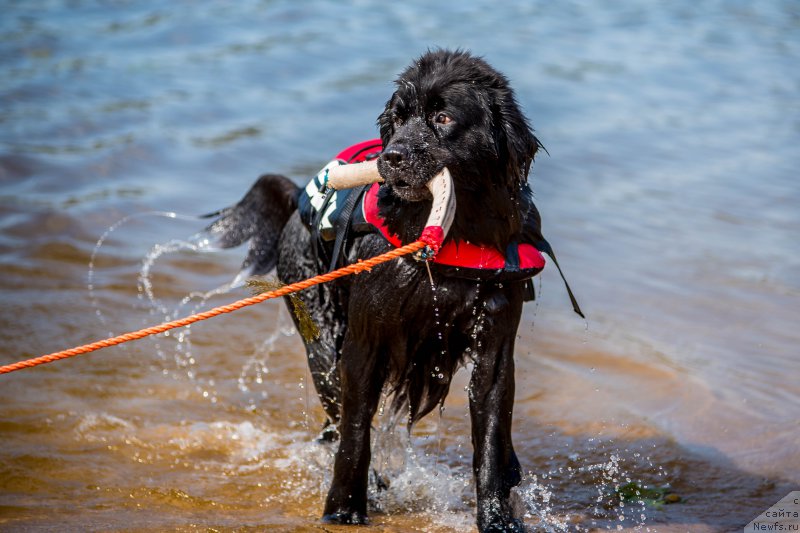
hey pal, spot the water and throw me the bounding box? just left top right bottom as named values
left=1, top=1, right=798, bottom=531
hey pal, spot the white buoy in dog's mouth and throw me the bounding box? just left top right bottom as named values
left=326, top=160, right=456, bottom=255
left=326, top=159, right=382, bottom=190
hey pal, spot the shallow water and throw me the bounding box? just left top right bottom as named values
left=1, top=1, right=798, bottom=531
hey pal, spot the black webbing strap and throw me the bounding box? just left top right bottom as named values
left=311, top=188, right=336, bottom=272
left=328, top=185, right=367, bottom=272
left=504, top=240, right=521, bottom=273
left=535, top=238, right=585, bottom=318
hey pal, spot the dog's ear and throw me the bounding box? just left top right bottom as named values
left=493, top=89, right=542, bottom=187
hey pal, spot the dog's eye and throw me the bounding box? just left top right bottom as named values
left=434, top=112, right=452, bottom=125
left=393, top=114, right=404, bottom=127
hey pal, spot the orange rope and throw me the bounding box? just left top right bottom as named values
left=0, top=240, right=426, bottom=375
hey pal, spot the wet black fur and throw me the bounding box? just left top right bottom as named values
left=208, top=49, right=543, bottom=532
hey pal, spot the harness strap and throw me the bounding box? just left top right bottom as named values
left=311, top=188, right=336, bottom=271
left=535, top=238, right=585, bottom=318
left=504, top=240, right=537, bottom=303
left=329, top=185, right=367, bottom=272
left=504, top=240, right=521, bottom=273
left=523, top=278, right=536, bottom=302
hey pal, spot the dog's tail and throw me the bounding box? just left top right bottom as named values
left=202, top=173, right=300, bottom=278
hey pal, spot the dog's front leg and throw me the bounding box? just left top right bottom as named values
left=322, top=333, right=385, bottom=525
left=469, top=291, right=525, bottom=533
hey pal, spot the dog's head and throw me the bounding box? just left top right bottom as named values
left=376, top=49, right=542, bottom=250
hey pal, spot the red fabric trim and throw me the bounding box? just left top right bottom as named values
left=362, top=182, right=545, bottom=270
left=363, top=182, right=401, bottom=247
left=335, top=139, right=383, bottom=163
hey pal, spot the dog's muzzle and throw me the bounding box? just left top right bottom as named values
left=326, top=159, right=456, bottom=257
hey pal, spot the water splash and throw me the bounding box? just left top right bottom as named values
left=512, top=441, right=667, bottom=532
left=428, top=270, right=450, bottom=382
left=88, top=210, right=201, bottom=331
left=529, top=274, right=543, bottom=330
left=370, top=427, right=473, bottom=521
left=325, top=421, right=662, bottom=530
left=71, top=401, right=663, bottom=531
left=137, top=236, right=213, bottom=317
left=278, top=421, right=477, bottom=525
left=88, top=209, right=289, bottom=405
left=135, top=230, right=253, bottom=404
left=143, top=257, right=296, bottom=409
left=74, top=412, right=289, bottom=469
left=464, top=283, right=487, bottom=367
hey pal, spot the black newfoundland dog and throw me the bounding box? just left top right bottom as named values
left=207, top=49, right=578, bottom=532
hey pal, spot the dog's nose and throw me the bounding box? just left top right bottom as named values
left=381, top=145, right=409, bottom=168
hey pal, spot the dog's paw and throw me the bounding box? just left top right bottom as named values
left=481, top=516, right=527, bottom=533
left=321, top=510, right=369, bottom=525
left=315, top=423, right=339, bottom=444
left=479, top=495, right=528, bottom=533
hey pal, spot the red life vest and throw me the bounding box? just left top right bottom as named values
left=337, top=140, right=546, bottom=280
left=299, top=140, right=584, bottom=316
